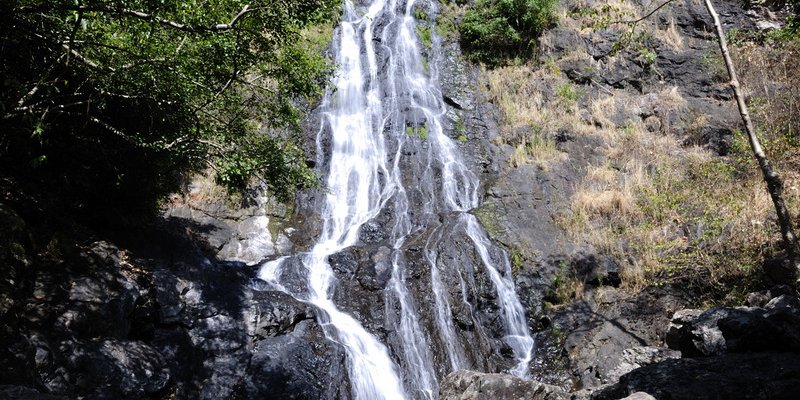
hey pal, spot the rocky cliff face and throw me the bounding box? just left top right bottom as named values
left=0, top=194, right=349, bottom=399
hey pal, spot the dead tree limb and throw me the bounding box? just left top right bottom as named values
left=704, top=0, right=800, bottom=281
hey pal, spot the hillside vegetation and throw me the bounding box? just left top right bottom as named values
left=444, top=0, right=800, bottom=303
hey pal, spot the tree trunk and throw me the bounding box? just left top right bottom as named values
left=703, top=0, right=800, bottom=282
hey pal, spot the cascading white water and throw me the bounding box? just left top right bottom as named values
left=464, top=215, right=535, bottom=377
left=257, top=0, right=535, bottom=398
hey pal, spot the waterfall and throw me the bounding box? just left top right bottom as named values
left=257, top=1, right=534, bottom=398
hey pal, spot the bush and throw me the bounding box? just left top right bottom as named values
left=459, top=0, right=557, bottom=66
left=0, top=1, right=338, bottom=225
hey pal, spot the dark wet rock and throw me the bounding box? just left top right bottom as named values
left=591, top=352, right=800, bottom=400
left=249, top=290, right=312, bottom=339
left=666, top=296, right=800, bottom=356
left=44, top=339, right=169, bottom=398
left=555, top=286, right=692, bottom=389
left=598, top=57, right=645, bottom=90
left=0, top=204, right=31, bottom=318
left=439, top=370, right=569, bottom=400
left=439, top=41, right=474, bottom=111
left=240, top=320, right=348, bottom=400
left=357, top=246, right=393, bottom=291
left=743, top=286, right=795, bottom=308
left=329, top=250, right=358, bottom=277
left=0, top=386, right=69, bottom=400
left=604, top=346, right=680, bottom=383
left=561, top=57, right=597, bottom=85
left=329, top=253, right=391, bottom=334
left=359, top=221, right=386, bottom=244
left=56, top=242, right=140, bottom=339
left=569, top=251, right=621, bottom=288
left=764, top=256, right=798, bottom=286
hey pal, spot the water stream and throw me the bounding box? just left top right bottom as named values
left=257, top=1, right=534, bottom=398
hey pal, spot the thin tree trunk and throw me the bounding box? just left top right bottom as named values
left=703, top=0, right=800, bottom=281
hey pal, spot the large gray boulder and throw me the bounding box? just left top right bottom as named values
left=440, top=370, right=569, bottom=400
left=591, top=352, right=800, bottom=400
left=666, top=295, right=800, bottom=356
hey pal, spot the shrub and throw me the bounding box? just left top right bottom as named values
left=459, top=0, right=557, bottom=66
left=0, top=0, right=338, bottom=225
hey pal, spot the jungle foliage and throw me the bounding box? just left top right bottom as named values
left=459, top=0, right=557, bottom=66
left=0, top=0, right=338, bottom=225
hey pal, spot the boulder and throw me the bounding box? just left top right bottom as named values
left=591, top=352, right=800, bottom=400
left=0, top=386, right=69, bottom=400
left=666, top=296, right=800, bottom=356
left=558, top=286, right=691, bottom=388
left=439, top=370, right=569, bottom=400
left=604, top=346, right=680, bottom=383
left=45, top=339, right=169, bottom=398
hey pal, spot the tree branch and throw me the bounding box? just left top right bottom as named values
left=611, top=0, right=675, bottom=26
left=22, top=4, right=258, bottom=33
left=704, top=0, right=800, bottom=280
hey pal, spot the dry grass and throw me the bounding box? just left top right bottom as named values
left=656, top=16, right=684, bottom=51
left=573, top=189, right=637, bottom=217
left=482, top=63, right=580, bottom=166
left=732, top=40, right=800, bottom=160
left=484, top=64, right=547, bottom=130
left=560, top=82, right=786, bottom=297
left=184, top=172, right=230, bottom=206
left=488, top=1, right=799, bottom=302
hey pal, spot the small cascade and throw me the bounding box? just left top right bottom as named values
left=464, top=215, right=535, bottom=377
left=257, top=1, right=535, bottom=398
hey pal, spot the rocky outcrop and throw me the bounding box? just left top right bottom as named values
left=666, top=295, right=800, bottom=356
left=164, top=180, right=295, bottom=266
left=439, top=370, right=569, bottom=400
left=581, top=292, right=800, bottom=399
left=0, top=199, right=346, bottom=399
left=548, top=286, right=691, bottom=389
left=591, top=352, right=800, bottom=400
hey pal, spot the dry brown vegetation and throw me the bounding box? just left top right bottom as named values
left=479, top=3, right=800, bottom=303
left=563, top=76, right=798, bottom=301
left=481, top=60, right=585, bottom=166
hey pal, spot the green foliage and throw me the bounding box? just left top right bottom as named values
left=509, top=246, right=525, bottom=276
left=406, top=124, right=428, bottom=140
left=572, top=3, right=659, bottom=65
left=1, top=0, right=338, bottom=222
left=435, top=2, right=460, bottom=39
left=414, top=6, right=428, bottom=22
left=633, top=156, right=772, bottom=298
left=416, top=25, right=433, bottom=49
left=779, top=0, right=800, bottom=37
left=454, top=114, right=467, bottom=143
left=459, top=0, right=557, bottom=66
left=555, top=83, right=581, bottom=107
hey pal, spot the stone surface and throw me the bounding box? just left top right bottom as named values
left=439, top=370, right=569, bottom=400
left=0, top=386, right=69, bottom=400
left=2, top=1, right=798, bottom=399
left=666, top=297, right=800, bottom=356
left=605, top=347, right=681, bottom=383
left=592, top=352, right=800, bottom=400
left=556, top=286, right=692, bottom=389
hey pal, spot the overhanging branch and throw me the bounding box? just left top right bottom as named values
left=17, top=4, right=256, bottom=33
